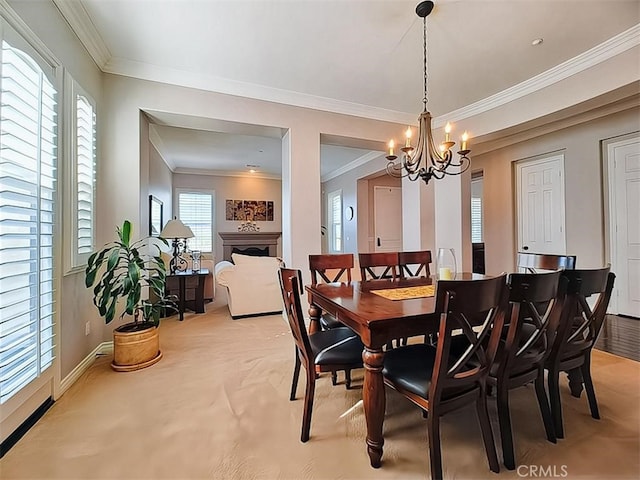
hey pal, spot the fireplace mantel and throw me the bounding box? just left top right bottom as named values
left=219, top=232, right=281, bottom=262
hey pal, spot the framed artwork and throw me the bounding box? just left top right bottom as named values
left=149, top=195, right=163, bottom=236
left=225, top=199, right=275, bottom=221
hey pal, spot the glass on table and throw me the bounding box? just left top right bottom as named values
left=436, top=248, right=456, bottom=280
left=191, top=250, right=201, bottom=271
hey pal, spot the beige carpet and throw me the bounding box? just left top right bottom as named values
left=1, top=304, right=639, bottom=480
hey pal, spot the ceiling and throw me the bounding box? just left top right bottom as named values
left=54, top=0, right=640, bottom=178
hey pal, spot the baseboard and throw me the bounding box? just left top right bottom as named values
left=59, top=341, right=113, bottom=396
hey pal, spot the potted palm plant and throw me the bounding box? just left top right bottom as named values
left=85, top=220, right=177, bottom=371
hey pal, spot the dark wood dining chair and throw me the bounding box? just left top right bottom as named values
left=278, top=268, right=364, bottom=442
left=545, top=267, right=615, bottom=439
left=488, top=271, right=567, bottom=470
left=358, top=252, right=399, bottom=282
left=382, top=274, right=509, bottom=480
left=517, top=252, right=576, bottom=273
left=398, top=250, right=432, bottom=278
left=308, top=253, right=353, bottom=330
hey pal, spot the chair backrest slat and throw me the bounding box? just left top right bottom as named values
left=309, top=254, right=353, bottom=285
left=398, top=250, right=432, bottom=278
left=359, top=252, right=399, bottom=282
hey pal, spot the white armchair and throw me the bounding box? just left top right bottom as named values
left=215, top=253, right=284, bottom=319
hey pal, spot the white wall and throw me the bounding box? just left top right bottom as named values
left=149, top=144, right=173, bottom=220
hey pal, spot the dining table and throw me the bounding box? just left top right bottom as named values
left=305, top=273, right=484, bottom=468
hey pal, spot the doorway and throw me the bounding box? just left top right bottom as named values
left=605, top=134, right=640, bottom=318
left=373, top=185, right=402, bottom=252
left=515, top=153, right=566, bottom=256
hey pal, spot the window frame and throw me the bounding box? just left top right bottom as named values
left=471, top=171, right=484, bottom=244
left=174, top=188, right=215, bottom=254
left=63, top=72, right=97, bottom=274
left=327, top=189, right=343, bottom=253
left=0, top=28, right=61, bottom=407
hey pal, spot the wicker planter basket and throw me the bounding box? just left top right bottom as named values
left=111, top=322, right=162, bottom=372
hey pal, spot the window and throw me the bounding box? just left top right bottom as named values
left=176, top=190, right=214, bottom=252
left=64, top=74, right=96, bottom=272
left=0, top=39, right=58, bottom=403
left=471, top=172, right=484, bottom=243
left=327, top=190, right=342, bottom=253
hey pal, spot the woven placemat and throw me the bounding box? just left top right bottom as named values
left=371, top=285, right=435, bottom=300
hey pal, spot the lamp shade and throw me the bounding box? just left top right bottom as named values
left=159, top=217, right=194, bottom=239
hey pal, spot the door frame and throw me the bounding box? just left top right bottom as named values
left=603, top=132, right=640, bottom=315
left=515, top=152, right=567, bottom=257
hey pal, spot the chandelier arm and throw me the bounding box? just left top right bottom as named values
left=430, top=166, right=446, bottom=180
left=441, top=157, right=471, bottom=176
left=403, top=112, right=427, bottom=171
left=387, top=161, right=410, bottom=178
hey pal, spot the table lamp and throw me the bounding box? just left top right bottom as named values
left=159, top=217, right=195, bottom=274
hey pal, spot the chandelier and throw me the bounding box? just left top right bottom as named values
left=386, top=1, right=470, bottom=185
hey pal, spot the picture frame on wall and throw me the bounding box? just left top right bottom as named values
left=225, top=199, right=275, bottom=221
left=149, top=195, right=163, bottom=236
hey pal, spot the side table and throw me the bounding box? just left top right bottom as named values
left=166, top=269, right=210, bottom=321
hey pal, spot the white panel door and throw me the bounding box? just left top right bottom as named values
left=516, top=155, right=566, bottom=255
left=374, top=186, right=402, bottom=252
left=610, top=137, right=640, bottom=318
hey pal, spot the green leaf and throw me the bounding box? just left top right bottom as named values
left=107, top=249, right=120, bottom=272
left=121, top=220, right=132, bottom=246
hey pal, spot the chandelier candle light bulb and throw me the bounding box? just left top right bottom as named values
left=460, top=131, right=469, bottom=152
left=405, top=127, right=412, bottom=147
left=388, top=139, right=395, bottom=157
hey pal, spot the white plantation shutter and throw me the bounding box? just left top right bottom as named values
left=178, top=191, right=213, bottom=252
left=75, top=94, right=95, bottom=257
left=471, top=174, right=483, bottom=243
left=0, top=40, right=57, bottom=403
left=328, top=190, right=342, bottom=253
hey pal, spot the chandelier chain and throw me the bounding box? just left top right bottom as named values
left=423, top=16, right=428, bottom=111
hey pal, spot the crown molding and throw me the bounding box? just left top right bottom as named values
left=52, top=0, right=110, bottom=68
left=173, top=167, right=280, bottom=180
left=51, top=1, right=639, bottom=127
left=103, top=24, right=639, bottom=126
left=321, top=151, right=383, bottom=183
left=442, top=24, right=640, bottom=124
left=103, top=56, right=417, bottom=125
left=472, top=93, right=640, bottom=156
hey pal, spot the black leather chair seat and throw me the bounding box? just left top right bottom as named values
left=310, top=327, right=364, bottom=365
left=383, top=343, right=477, bottom=400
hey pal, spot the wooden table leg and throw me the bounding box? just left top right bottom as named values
left=363, top=347, right=385, bottom=468
left=308, top=303, right=322, bottom=334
